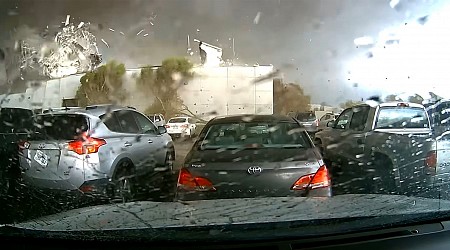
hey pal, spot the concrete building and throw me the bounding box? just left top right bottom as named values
left=0, top=65, right=274, bottom=120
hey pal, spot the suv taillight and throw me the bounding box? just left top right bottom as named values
left=291, top=165, right=331, bottom=190
left=68, top=137, right=106, bottom=155
left=177, top=168, right=216, bottom=191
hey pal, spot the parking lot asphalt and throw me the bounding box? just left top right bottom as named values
left=173, top=138, right=195, bottom=169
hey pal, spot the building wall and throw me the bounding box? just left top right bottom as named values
left=0, top=65, right=274, bottom=120
left=180, top=65, right=273, bottom=120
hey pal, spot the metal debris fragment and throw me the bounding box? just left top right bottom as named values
left=253, top=12, right=262, bottom=24
left=109, top=28, right=115, bottom=32
left=77, top=22, right=84, bottom=28
left=137, top=29, right=144, bottom=36
left=120, top=31, right=125, bottom=35
left=143, top=33, right=149, bottom=37
left=101, top=39, right=110, bottom=48
left=149, top=21, right=154, bottom=26
left=65, top=15, right=70, bottom=26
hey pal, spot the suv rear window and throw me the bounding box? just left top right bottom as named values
left=35, top=114, right=89, bottom=140
left=296, top=112, right=316, bottom=122
left=0, top=108, right=34, bottom=133
left=375, top=107, right=429, bottom=129
left=169, top=118, right=187, bottom=123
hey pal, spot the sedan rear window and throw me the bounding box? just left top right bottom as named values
left=296, top=113, right=316, bottom=122
left=201, top=122, right=309, bottom=149
left=35, top=114, right=89, bottom=140
left=375, top=107, right=429, bottom=129
left=169, top=118, right=187, bottom=123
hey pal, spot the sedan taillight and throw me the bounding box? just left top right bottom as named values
left=291, top=165, right=331, bottom=190
left=177, top=168, right=216, bottom=191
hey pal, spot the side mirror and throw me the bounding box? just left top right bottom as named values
left=158, top=126, right=167, bottom=134
left=326, top=121, right=335, bottom=128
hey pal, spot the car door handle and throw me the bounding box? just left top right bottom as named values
left=148, top=139, right=153, bottom=143
left=124, top=142, right=132, bottom=147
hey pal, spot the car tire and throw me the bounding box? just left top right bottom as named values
left=111, top=160, right=136, bottom=203
left=371, top=155, right=396, bottom=194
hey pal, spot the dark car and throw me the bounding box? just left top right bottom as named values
left=291, top=111, right=319, bottom=134
left=175, top=114, right=332, bottom=201
left=0, top=107, right=35, bottom=196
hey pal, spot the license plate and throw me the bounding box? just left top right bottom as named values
left=34, top=150, right=49, bottom=167
left=173, top=125, right=178, bottom=129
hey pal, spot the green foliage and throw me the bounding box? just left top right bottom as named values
left=384, top=94, right=398, bottom=102
left=76, top=61, right=126, bottom=107
left=137, top=57, right=193, bottom=118
left=339, top=100, right=363, bottom=109
left=273, top=79, right=311, bottom=115
left=408, top=94, right=424, bottom=104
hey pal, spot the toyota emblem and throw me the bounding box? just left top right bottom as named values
left=247, top=166, right=262, bottom=175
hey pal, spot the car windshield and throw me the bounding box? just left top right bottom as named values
left=375, top=107, right=429, bottom=129
left=169, top=118, right=187, bottom=123
left=200, top=122, right=308, bottom=149
left=3, top=0, right=450, bottom=245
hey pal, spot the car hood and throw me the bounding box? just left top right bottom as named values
left=9, top=194, right=450, bottom=232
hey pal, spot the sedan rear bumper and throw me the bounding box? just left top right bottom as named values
left=175, top=187, right=331, bottom=201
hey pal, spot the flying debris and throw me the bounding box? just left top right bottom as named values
left=254, top=12, right=262, bottom=24
left=65, top=15, right=70, bottom=26
left=19, top=18, right=103, bottom=79
left=109, top=28, right=115, bottom=32
left=389, top=0, right=400, bottom=9
left=354, top=36, right=374, bottom=46
left=143, top=33, right=149, bottom=37
left=194, top=39, right=223, bottom=67
left=137, top=29, right=144, bottom=36
left=101, top=39, right=110, bottom=48
left=120, top=31, right=125, bottom=35
left=417, top=15, right=429, bottom=25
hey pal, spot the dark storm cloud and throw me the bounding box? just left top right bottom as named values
left=0, top=0, right=446, bottom=104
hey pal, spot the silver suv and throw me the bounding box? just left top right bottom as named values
left=19, top=105, right=175, bottom=201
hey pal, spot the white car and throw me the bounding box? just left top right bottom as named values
left=147, top=114, right=166, bottom=127
left=165, top=117, right=197, bottom=138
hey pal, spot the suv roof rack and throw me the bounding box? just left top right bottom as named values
left=42, top=107, right=79, bottom=113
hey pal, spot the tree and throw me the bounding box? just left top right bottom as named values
left=339, top=100, right=363, bottom=109
left=273, top=79, right=311, bottom=115
left=75, top=61, right=126, bottom=107
left=384, top=94, right=399, bottom=102
left=137, top=57, right=193, bottom=118
left=408, top=94, right=424, bottom=104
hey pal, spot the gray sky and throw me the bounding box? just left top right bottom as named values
left=0, top=0, right=447, bottom=105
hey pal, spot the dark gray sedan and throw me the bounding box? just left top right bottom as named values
left=175, top=115, right=332, bottom=201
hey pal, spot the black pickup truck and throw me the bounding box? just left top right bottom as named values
left=0, top=107, right=35, bottom=197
